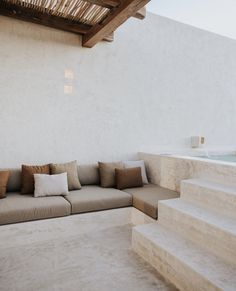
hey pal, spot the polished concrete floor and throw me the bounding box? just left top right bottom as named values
left=0, top=211, right=177, bottom=291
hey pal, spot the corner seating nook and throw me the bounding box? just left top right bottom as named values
left=0, top=164, right=179, bottom=225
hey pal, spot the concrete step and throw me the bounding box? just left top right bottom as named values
left=181, top=179, right=236, bottom=218
left=132, top=223, right=236, bottom=291
left=158, top=199, right=236, bottom=266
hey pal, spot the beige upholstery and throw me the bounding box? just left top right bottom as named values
left=64, top=186, right=132, bottom=214
left=0, top=193, right=71, bottom=225
left=124, top=184, right=179, bottom=219
left=98, top=162, right=124, bottom=188
left=78, top=164, right=100, bottom=185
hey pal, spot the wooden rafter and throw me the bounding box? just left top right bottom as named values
left=82, top=0, right=150, bottom=47
left=83, top=0, right=120, bottom=9
left=134, top=7, right=146, bottom=20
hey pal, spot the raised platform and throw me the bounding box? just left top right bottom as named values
left=132, top=176, right=236, bottom=290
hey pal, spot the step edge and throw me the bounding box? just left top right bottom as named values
left=181, top=179, right=236, bottom=195
left=158, top=200, right=236, bottom=236
left=133, top=226, right=236, bottom=289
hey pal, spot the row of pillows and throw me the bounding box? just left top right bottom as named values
left=0, top=161, right=81, bottom=199
left=98, top=160, right=148, bottom=188
left=0, top=160, right=148, bottom=199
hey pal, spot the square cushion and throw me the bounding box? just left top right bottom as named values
left=0, top=192, right=71, bottom=225
left=0, top=171, right=10, bottom=199
left=98, top=162, right=123, bottom=188
left=124, top=184, right=179, bottom=219
left=34, top=173, right=69, bottom=197
left=115, top=167, right=143, bottom=190
left=50, top=161, right=81, bottom=191
left=21, top=164, right=50, bottom=194
left=78, top=164, right=100, bottom=185
left=123, top=160, right=148, bottom=184
left=64, top=185, right=132, bottom=214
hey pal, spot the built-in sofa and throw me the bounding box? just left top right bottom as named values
left=0, top=164, right=179, bottom=225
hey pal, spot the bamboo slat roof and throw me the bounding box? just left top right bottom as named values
left=0, top=0, right=150, bottom=47
left=6, top=0, right=110, bottom=25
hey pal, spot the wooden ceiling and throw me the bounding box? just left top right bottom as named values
left=0, top=0, right=150, bottom=47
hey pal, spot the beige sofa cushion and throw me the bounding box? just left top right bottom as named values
left=124, top=184, right=179, bottom=219
left=50, top=161, right=81, bottom=191
left=78, top=164, right=100, bottom=185
left=64, top=186, right=132, bottom=214
left=0, top=193, right=71, bottom=225
left=98, top=162, right=123, bottom=188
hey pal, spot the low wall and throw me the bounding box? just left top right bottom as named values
left=139, top=152, right=236, bottom=192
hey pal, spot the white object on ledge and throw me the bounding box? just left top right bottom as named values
left=191, top=136, right=205, bottom=148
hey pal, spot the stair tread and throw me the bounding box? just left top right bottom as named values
left=182, top=178, right=236, bottom=195
left=134, top=223, right=236, bottom=290
left=159, top=198, right=236, bottom=235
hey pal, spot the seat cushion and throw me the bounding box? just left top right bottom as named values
left=0, top=193, right=71, bottom=225
left=64, top=186, right=132, bottom=214
left=124, top=184, right=179, bottom=219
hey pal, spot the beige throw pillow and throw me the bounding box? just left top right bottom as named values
left=98, top=161, right=123, bottom=188
left=50, top=161, right=81, bottom=191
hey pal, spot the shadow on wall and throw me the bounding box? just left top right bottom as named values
left=0, top=16, right=81, bottom=47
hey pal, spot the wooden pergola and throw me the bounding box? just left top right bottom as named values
left=0, top=0, right=150, bottom=47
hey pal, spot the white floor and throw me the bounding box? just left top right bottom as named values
left=0, top=208, right=176, bottom=291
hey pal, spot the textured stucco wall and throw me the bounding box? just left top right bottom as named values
left=0, top=13, right=236, bottom=167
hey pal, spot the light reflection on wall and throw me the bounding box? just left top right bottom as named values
left=64, top=85, right=73, bottom=94
left=64, top=69, right=74, bottom=94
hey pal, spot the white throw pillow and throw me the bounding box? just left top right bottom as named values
left=123, top=160, right=148, bottom=184
left=34, top=173, right=69, bottom=197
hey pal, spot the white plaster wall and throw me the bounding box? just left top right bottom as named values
left=0, top=13, right=236, bottom=167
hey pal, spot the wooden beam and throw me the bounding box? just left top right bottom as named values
left=82, top=0, right=150, bottom=48
left=83, top=0, right=120, bottom=9
left=0, top=1, right=91, bottom=35
left=133, top=7, right=146, bottom=19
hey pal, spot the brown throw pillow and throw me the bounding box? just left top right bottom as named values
left=115, top=167, right=143, bottom=190
left=0, top=171, right=10, bottom=199
left=98, top=161, right=124, bottom=188
left=50, top=160, right=81, bottom=191
left=21, top=164, right=50, bottom=194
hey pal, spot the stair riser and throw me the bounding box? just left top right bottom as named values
left=158, top=203, right=236, bottom=266
left=181, top=182, right=236, bottom=218
left=132, top=229, right=221, bottom=291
